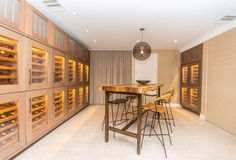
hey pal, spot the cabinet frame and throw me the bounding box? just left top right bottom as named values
left=67, top=86, right=77, bottom=118
left=25, top=39, right=52, bottom=91
left=51, top=24, right=68, bottom=53
left=0, top=26, right=26, bottom=94
left=68, top=56, right=77, bottom=86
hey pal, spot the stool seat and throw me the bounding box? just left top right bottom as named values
left=142, top=102, right=166, bottom=113
left=109, top=98, right=127, bottom=104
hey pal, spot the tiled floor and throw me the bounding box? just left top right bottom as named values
left=14, top=105, right=236, bottom=160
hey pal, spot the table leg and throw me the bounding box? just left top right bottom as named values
left=105, top=91, right=109, bottom=142
left=158, top=87, right=161, bottom=97
left=137, top=94, right=142, bottom=155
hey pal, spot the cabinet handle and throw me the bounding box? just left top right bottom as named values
left=29, top=98, right=32, bottom=114
left=29, top=69, right=32, bottom=84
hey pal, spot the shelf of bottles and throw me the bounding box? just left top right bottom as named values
left=54, top=91, right=64, bottom=119
left=0, top=100, right=18, bottom=150
left=31, top=95, right=47, bottom=131
left=190, top=88, right=199, bottom=108
left=78, top=62, right=83, bottom=83
left=68, top=88, right=75, bottom=113
left=54, top=56, right=64, bottom=83
left=78, top=87, right=83, bottom=108
left=85, top=65, right=89, bottom=82
left=0, top=36, right=18, bottom=85
left=181, top=87, right=188, bottom=104
left=182, top=66, right=188, bottom=84
left=68, top=60, right=75, bottom=83
left=85, top=86, right=89, bottom=103
left=191, top=64, right=199, bottom=84
left=31, top=48, right=47, bottom=84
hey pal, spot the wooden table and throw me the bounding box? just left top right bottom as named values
left=101, top=83, right=163, bottom=155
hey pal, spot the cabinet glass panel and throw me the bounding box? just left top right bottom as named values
left=31, top=95, right=47, bottom=131
left=85, top=86, right=89, bottom=103
left=190, top=88, right=199, bottom=108
left=54, top=56, right=64, bottom=83
left=68, top=88, right=75, bottom=113
left=32, top=12, right=47, bottom=40
left=182, top=66, right=188, bottom=84
left=31, top=48, right=47, bottom=84
left=0, top=100, right=19, bottom=150
left=181, top=87, right=188, bottom=104
left=78, top=87, right=83, bottom=108
left=68, top=60, right=75, bottom=83
left=78, top=62, right=83, bottom=83
left=54, top=91, right=64, bottom=119
left=0, top=36, right=18, bottom=85
left=85, top=65, right=89, bottom=82
left=69, top=39, right=75, bottom=54
left=54, top=29, right=65, bottom=50
left=191, top=64, right=199, bottom=84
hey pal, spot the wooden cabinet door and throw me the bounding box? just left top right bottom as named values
left=25, top=89, right=52, bottom=143
left=77, top=86, right=84, bottom=111
left=52, top=49, right=67, bottom=88
left=84, top=64, right=89, bottom=84
left=67, top=86, right=77, bottom=117
left=0, top=26, right=26, bottom=94
left=51, top=87, right=67, bottom=127
left=25, top=39, right=52, bottom=91
left=68, top=57, right=77, bottom=86
left=84, top=85, right=89, bottom=107
left=77, top=61, right=84, bottom=85
left=0, top=92, right=26, bottom=160
left=25, top=3, right=48, bottom=43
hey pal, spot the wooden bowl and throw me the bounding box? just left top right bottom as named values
left=136, top=80, right=151, bottom=85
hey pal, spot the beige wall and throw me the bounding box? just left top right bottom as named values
left=201, top=28, right=236, bottom=135
left=156, top=50, right=180, bottom=103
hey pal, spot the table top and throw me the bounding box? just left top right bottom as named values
left=100, top=83, right=163, bottom=94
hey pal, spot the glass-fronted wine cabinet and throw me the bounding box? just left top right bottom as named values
left=53, top=87, right=66, bottom=126
left=68, top=86, right=76, bottom=116
left=180, top=44, right=202, bottom=114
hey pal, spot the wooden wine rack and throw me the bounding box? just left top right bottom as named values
left=182, top=66, right=188, bottom=83
left=31, top=95, right=47, bottom=130
left=68, top=88, right=75, bottom=113
left=54, top=56, right=64, bottom=83
left=85, top=86, right=89, bottom=103
left=85, top=65, right=89, bottom=82
left=181, top=87, right=188, bottom=104
left=31, top=48, right=47, bottom=84
left=69, top=60, right=75, bottom=83
left=54, top=91, right=64, bottom=119
left=78, top=62, right=83, bottom=83
left=0, top=36, right=18, bottom=85
left=190, top=88, right=198, bottom=108
left=78, top=87, right=83, bottom=108
left=191, top=64, right=199, bottom=84
left=0, top=100, right=18, bottom=150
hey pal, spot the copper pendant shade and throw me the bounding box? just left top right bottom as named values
left=133, top=28, right=151, bottom=61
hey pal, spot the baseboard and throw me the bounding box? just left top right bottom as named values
left=170, top=103, right=182, bottom=107
left=200, top=113, right=206, bottom=120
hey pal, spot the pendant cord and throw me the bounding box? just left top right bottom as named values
left=141, top=30, right=143, bottom=42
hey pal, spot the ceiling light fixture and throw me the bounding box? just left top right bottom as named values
left=174, top=40, right=178, bottom=43
left=86, top=29, right=89, bottom=33
left=94, top=40, right=97, bottom=43
left=72, top=11, right=77, bottom=16
left=133, top=28, right=151, bottom=61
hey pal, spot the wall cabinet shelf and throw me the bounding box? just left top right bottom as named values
left=78, top=86, right=83, bottom=111
left=78, top=62, right=84, bottom=84
left=180, top=44, right=202, bottom=114
left=84, top=85, right=89, bottom=105
left=68, top=59, right=76, bottom=85
left=68, top=87, right=76, bottom=116
left=0, top=92, right=25, bottom=160
left=85, top=64, right=89, bottom=83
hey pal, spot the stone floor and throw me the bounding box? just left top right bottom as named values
left=14, top=105, right=236, bottom=160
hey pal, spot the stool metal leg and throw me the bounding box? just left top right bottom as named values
left=168, top=103, right=175, bottom=127
left=158, top=115, right=167, bottom=158
left=163, top=112, right=172, bottom=145
left=141, top=111, right=149, bottom=149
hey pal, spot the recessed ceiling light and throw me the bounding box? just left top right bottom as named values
left=174, top=40, right=178, bottom=43
left=136, top=40, right=140, bottom=43
left=86, top=29, right=89, bottom=33
left=72, top=11, right=77, bottom=16
left=94, top=40, right=97, bottom=43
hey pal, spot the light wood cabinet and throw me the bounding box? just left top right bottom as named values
left=0, top=26, right=25, bottom=94
left=68, top=38, right=77, bottom=57
left=25, top=39, right=52, bottom=91
left=68, top=57, right=77, bottom=86
left=67, top=86, right=77, bottom=117
left=25, top=89, right=52, bottom=143
left=77, top=86, right=84, bottom=111
left=0, top=0, right=26, bottom=32
left=84, top=85, right=89, bottom=106
left=52, top=87, right=66, bottom=126
left=85, top=64, right=89, bottom=83
left=52, top=49, right=67, bottom=87
left=25, top=3, right=48, bottom=43
left=78, top=61, right=84, bottom=84
left=0, top=92, right=26, bottom=160
left=52, top=24, right=68, bottom=53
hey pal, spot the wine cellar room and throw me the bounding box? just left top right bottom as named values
left=0, top=0, right=90, bottom=159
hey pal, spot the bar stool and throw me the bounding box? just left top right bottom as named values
left=101, top=94, right=129, bottom=135
left=141, top=93, right=173, bottom=158
left=125, top=95, right=137, bottom=119
left=163, top=89, right=175, bottom=127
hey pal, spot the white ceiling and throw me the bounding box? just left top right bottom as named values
left=27, top=0, right=236, bottom=51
